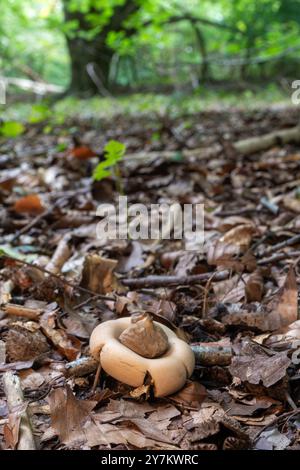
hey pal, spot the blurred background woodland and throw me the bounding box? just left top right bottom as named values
left=1, top=0, right=300, bottom=117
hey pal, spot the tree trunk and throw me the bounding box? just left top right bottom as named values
left=62, top=0, right=138, bottom=96
left=65, top=35, right=113, bottom=95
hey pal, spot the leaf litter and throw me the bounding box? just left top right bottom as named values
left=0, top=107, right=300, bottom=450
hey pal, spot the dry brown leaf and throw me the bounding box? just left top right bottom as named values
left=213, top=274, right=247, bottom=303
left=245, top=269, right=264, bottom=302
left=217, top=216, right=255, bottom=233
left=4, top=322, right=49, bottom=362
left=283, top=196, right=300, bottom=213
left=220, top=224, right=256, bottom=249
left=40, top=310, right=81, bottom=361
left=229, top=339, right=291, bottom=387
left=13, top=194, right=44, bottom=214
left=4, top=410, right=22, bottom=449
left=169, top=381, right=206, bottom=408
left=48, top=385, right=96, bottom=444
left=81, top=255, right=117, bottom=294
left=207, top=240, right=240, bottom=267
left=266, top=267, right=298, bottom=331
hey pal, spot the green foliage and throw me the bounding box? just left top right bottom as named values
left=93, top=140, right=126, bottom=181
left=0, top=121, right=25, bottom=138
left=29, top=104, right=51, bottom=123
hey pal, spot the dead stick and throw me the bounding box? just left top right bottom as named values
left=2, top=303, right=42, bottom=320
left=125, top=125, right=300, bottom=162
left=1, top=254, right=115, bottom=301
left=258, top=250, right=300, bottom=266
left=3, top=371, right=36, bottom=450
left=11, top=207, right=53, bottom=243
left=259, top=234, right=300, bottom=257
left=122, top=270, right=229, bottom=289
left=191, top=344, right=232, bottom=366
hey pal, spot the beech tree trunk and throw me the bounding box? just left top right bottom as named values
left=62, top=0, right=138, bottom=96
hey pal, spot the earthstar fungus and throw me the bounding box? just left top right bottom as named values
left=90, top=314, right=195, bottom=397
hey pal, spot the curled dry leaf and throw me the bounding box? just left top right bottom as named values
left=220, top=224, right=256, bottom=250
left=40, top=310, right=81, bottom=361
left=13, top=194, right=45, bottom=215
left=245, top=269, right=264, bottom=302
left=266, top=267, right=298, bottom=331
left=69, top=145, right=97, bottom=160
left=169, top=381, right=206, bottom=409
left=207, top=240, right=240, bottom=268
left=81, top=254, right=117, bottom=294
left=229, top=338, right=291, bottom=387
left=45, top=234, right=72, bottom=275
left=213, top=274, right=247, bottom=303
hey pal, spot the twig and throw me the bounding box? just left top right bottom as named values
left=260, top=197, right=279, bottom=215
left=1, top=254, right=116, bottom=301
left=2, top=303, right=43, bottom=320
left=3, top=371, right=37, bottom=450
left=191, top=343, right=232, bottom=366
left=121, top=270, right=229, bottom=289
left=259, top=234, right=300, bottom=257
left=65, top=356, right=98, bottom=377
left=11, top=207, right=53, bottom=243
left=92, top=362, right=102, bottom=393
left=258, top=250, right=300, bottom=266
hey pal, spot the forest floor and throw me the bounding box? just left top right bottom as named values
left=0, top=104, right=300, bottom=450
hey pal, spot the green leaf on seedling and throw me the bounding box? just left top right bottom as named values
left=29, top=104, right=50, bottom=124
left=0, top=121, right=25, bottom=138
left=56, top=142, right=68, bottom=152
left=93, top=140, right=126, bottom=182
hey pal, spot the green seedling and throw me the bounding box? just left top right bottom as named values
left=0, top=121, right=25, bottom=138
left=93, top=140, right=126, bottom=194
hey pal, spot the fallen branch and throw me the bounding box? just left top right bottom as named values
left=65, top=356, right=98, bottom=377
left=3, top=371, right=36, bottom=450
left=125, top=124, right=300, bottom=163
left=191, top=343, right=232, bottom=366
left=122, top=270, right=229, bottom=289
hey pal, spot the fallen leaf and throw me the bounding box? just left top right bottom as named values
left=81, top=255, right=117, bottom=294
left=40, top=310, right=81, bottom=361
left=245, top=269, right=264, bottom=302
left=13, top=194, right=44, bottom=214
left=229, top=338, right=291, bottom=387
left=169, top=381, right=206, bottom=409
left=220, top=224, right=256, bottom=250
left=48, top=385, right=96, bottom=444
left=266, top=267, right=298, bottom=331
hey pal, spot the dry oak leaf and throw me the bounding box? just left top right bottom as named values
left=169, top=381, right=206, bottom=409
left=13, top=194, right=44, bottom=215
left=266, top=267, right=298, bottom=331
left=40, top=310, right=81, bottom=361
left=229, top=339, right=291, bottom=388
left=69, top=145, right=97, bottom=160
left=245, top=268, right=264, bottom=302
left=220, top=224, right=256, bottom=250
left=48, top=385, right=97, bottom=444
left=81, top=254, right=118, bottom=294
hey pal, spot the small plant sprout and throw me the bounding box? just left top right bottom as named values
left=93, top=140, right=126, bottom=194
